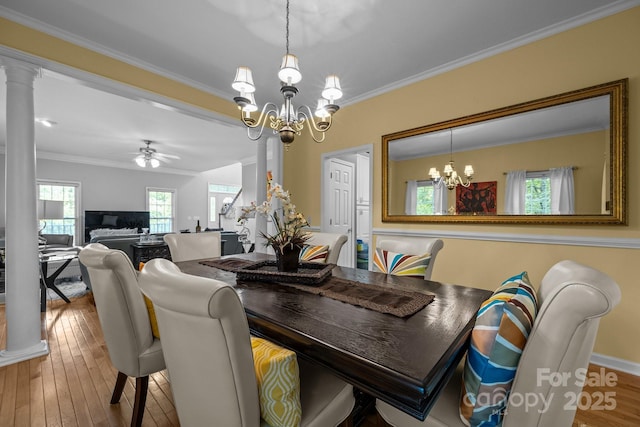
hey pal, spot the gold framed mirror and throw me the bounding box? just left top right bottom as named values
left=382, top=79, right=627, bottom=224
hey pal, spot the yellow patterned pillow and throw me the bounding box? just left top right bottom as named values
left=250, top=337, right=301, bottom=427
left=139, top=262, right=160, bottom=338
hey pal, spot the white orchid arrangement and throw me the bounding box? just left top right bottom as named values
left=239, top=182, right=310, bottom=254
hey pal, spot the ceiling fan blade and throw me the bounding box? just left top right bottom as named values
left=155, top=152, right=181, bottom=160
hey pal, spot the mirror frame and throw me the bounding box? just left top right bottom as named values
left=382, top=79, right=628, bottom=225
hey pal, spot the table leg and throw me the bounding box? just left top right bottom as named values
left=40, top=259, right=72, bottom=311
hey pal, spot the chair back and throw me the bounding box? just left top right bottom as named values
left=376, top=238, right=444, bottom=280
left=139, top=258, right=261, bottom=427
left=306, top=232, right=348, bottom=264
left=504, top=260, right=621, bottom=427
left=163, top=232, right=221, bottom=262
left=78, top=243, right=159, bottom=377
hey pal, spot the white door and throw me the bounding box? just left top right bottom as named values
left=326, top=158, right=354, bottom=267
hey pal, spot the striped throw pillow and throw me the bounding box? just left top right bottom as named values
left=299, top=244, right=330, bottom=263
left=251, top=337, right=302, bottom=427
left=460, top=272, right=538, bottom=426
left=372, top=248, right=431, bottom=278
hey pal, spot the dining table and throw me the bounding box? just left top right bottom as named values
left=175, top=252, right=492, bottom=421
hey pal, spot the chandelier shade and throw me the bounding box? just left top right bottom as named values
left=231, top=0, right=342, bottom=146
left=278, top=54, right=302, bottom=84
left=231, top=67, right=255, bottom=94
left=322, top=75, right=343, bottom=102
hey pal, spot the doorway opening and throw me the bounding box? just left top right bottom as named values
left=321, top=144, right=372, bottom=268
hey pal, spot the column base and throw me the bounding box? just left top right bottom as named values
left=0, top=340, right=49, bottom=367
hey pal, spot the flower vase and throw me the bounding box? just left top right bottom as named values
left=275, top=245, right=301, bottom=272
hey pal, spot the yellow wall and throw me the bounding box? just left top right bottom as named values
left=283, top=8, right=640, bottom=363
left=1, top=9, right=639, bottom=363
left=388, top=130, right=605, bottom=215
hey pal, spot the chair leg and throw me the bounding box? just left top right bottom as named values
left=131, top=376, right=149, bottom=427
left=110, top=371, right=128, bottom=404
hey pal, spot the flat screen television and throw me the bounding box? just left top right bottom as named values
left=84, top=210, right=150, bottom=243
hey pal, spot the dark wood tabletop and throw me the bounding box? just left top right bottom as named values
left=175, top=253, right=492, bottom=421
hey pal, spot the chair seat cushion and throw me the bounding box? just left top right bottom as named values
left=460, top=272, right=538, bottom=426
left=251, top=337, right=302, bottom=427
left=373, top=248, right=431, bottom=278
left=299, top=244, right=329, bottom=263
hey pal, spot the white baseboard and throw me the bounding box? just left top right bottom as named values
left=591, top=353, right=640, bottom=376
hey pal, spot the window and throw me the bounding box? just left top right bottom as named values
left=208, top=184, right=242, bottom=227
left=525, top=172, right=551, bottom=215
left=37, top=180, right=80, bottom=243
left=416, top=181, right=435, bottom=215
left=147, top=188, right=176, bottom=233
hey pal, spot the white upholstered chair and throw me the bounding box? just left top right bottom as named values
left=138, top=258, right=356, bottom=427
left=163, top=231, right=221, bottom=262
left=78, top=243, right=165, bottom=427
left=306, top=232, right=348, bottom=264
left=375, top=238, right=444, bottom=280
left=376, top=260, right=621, bottom=427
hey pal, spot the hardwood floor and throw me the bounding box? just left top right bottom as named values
left=0, top=294, right=178, bottom=427
left=0, top=293, right=638, bottom=426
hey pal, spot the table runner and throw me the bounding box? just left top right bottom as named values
left=200, top=258, right=434, bottom=318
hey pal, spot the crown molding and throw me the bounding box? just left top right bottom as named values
left=344, top=0, right=640, bottom=106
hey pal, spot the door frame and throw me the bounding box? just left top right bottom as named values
left=321, top=144, right=373, bottom=267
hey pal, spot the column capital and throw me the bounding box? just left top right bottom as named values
left=0, top=56, right=41, bottom=83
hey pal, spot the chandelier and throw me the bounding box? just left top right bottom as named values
left=231, top=0, right=343, bottom=146
left=428, top=129, right=474, bottom=190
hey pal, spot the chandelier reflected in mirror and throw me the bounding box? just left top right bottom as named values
left=428, top=129, right=474, bottom=190
left=231, top=0, right=342, bottom=147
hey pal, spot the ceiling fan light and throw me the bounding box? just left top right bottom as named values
left=150, top=158, right=160, bottom=168
left=232, top=66, right=255, bottom=94
left=278, top=54, right=302, bottom=85
left=135, top=157, right=146, bottom=167
left=322, top=75, right=342, bottom=101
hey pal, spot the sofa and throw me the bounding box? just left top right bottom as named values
left=40, top=233, right=74, bottom=248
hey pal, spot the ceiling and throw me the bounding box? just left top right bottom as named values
left=0, top=0, right=634, bottom=173
left=389, top=96, right=611, bottom=160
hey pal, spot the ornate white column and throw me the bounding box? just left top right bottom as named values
left=254, top=136, right=268, bottom=253
left=0, top=58, right=49, bottom=366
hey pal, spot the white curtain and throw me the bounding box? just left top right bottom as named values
left=550, top=167, right=575, bottom=214
left=405, top=180, right=417, bottom=215
left=601, top=159, right=609, bottom=214
left=504, top=170, right=526, bottom=214
left=433, top=183, right=448, bottom=215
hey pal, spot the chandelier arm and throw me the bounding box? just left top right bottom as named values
left=296, top=105, right=331, bottom=143
left=240, top=102, right=281, bottom=141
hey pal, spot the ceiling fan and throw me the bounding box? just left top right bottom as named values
left=134, top=140, right=180, bottom=168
